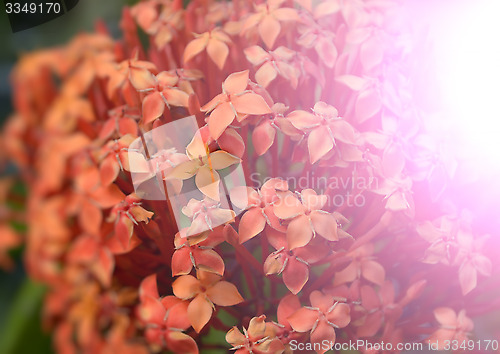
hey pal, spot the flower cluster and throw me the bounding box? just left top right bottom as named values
left=2, top=0, right=499, bottom=353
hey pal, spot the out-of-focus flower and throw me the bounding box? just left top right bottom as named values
left=427, top=308, right=473, bottom=350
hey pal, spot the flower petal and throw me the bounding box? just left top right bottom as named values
left=208, top=102, right=236, bottom=140
left=183, top=36, right=209, bottom=63
left=434, top=307, right=457, bottom=327
left=188, top=294, right=213, bottom=333
left=255, top=62, right=278, bottom=88
left=130, top=67, right=156, bottom=90
left=172, top=275, right=201, bottom=300
left=209, top=151, right=241, bottom=170
left=226, top=327, right=246, bottom=346
left=360, top=260, right=385, bottom=286
left=206, top=281, right=244, bottom=306
left=223, top=70, right=249, bottom=94
left=287, top=307, right=318, bottom=332
left=300, top=189, right=327, bottom=211
left=238, top=208, right=267, bottom=243
left=459, top=260, right=477, bottom=295
left=193, top=248, right=225, bottom=276
left=287, top=215, right=313, bottom=249
left=355, top=87, right=381, bottom=123
left=163, top=88, right=189, bottom=107
left=207, top=38, right=229, bottom=70
left=308, top=127, right=334, bottom=164
left=248, top=315, right=267, bottom=338
left=195, top=166, right=221, bottom=201
left=231, top=93, right=272, bottom=115
left=277, top=294, right=301, bottom=328
left=327, top=302, right=351, bottom=328
left=259, top=15, right=281, bottom=49
left=142, top=91, right=165, bottom=124
left=310, top=212, right=338, bottom=242
left=244, top=45, right=269, bottom=65
left=283, top=257, right=309, bottom=294
left=273, top=192, right=305, bottom=219
left=252, top=119, right=276, bottom=156
left=310, top=321, right=336, bottom=354
left=166, top=331, right=199, bottom=354
left=172, top=247, right=194, bottom=276
left=139, top=274, right=159, bottom=301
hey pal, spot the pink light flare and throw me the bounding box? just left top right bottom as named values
left=429, top=0, right=500, bottom=169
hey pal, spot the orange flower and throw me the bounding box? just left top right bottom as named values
left=104, top=55, right=158, bottom=98
left=172, top=270, right=244, bottom=332
left=168, top=147, right=240, bottom=201
left=201, top=70, right=272, bottom=140
left=172, top=229, right=225, bottom=276
left=67, top=234, right=115, bottom=287
left=427, top=308, right=473, bottom=350
left=287, top=101, right=357, bottom=164
left=180, top=197, right=236, bottom=237
left=273, top=189, right=340, bottom=249
left=137, top=275, right=198, bottom=353
left=97, top=135, right=137, bottom=187
left=229, top=178, right=288, bottom=243
left=264, top=228, right=329, bottom=294
left=133, top=70, right=190, bottom=124
left=296, top=14, right=338, bottom=68
left=357, top=281, right=402, bottom=337
left=98, top=105, right=139, bottom=141
left=244, top=46, right=299, bottom=88
left=184, top=28, right=232, bottom=70
left=287, top=291, right=351, bottom=354
left=241, top=0, right=299, bottom=49
left=132, top=2, right=184, bottom=48
left=252, top=103, right=301, bottom=156
left=107, top=193, right=154, bottom=247
left=335, top=75, right=382, bottom=123
left=226, top=315, right=285, bottom=354
left=333, top=244, right=386, bottom=286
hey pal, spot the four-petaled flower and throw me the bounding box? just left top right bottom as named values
left=229, top=178, right=288, bottom=243
left=226, top=315, right=285, bottom=354
left=172, top=270, right=244, bottom=332
left=184, top=28, right=232, bottom=70
left=273, top=189, right=340, bottom=249
left=427, top=308, right=473, bottom=350
left=287, top=101, right=357, bottom=164
left=241, top=0, right=299, bottom=49
left=201, top=70, right=272, bottom=139
left=137, top=275, right=198, bottom=354
left=263, top=228, right=329, bottom=294
left=133, top=71, right=190, bottom=124
left=244, top=46, right=299, bottom=88
left=181, top=197, right=236, bottom=236
left=168, top=144, right=241, bottom=201
left=288, top=290, right=351, bottom=354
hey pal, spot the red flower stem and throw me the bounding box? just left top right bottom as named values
left=237, top=251, right=258, bottom=298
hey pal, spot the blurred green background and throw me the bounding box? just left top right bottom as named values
left=0, top=1, right=134, bottom=353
